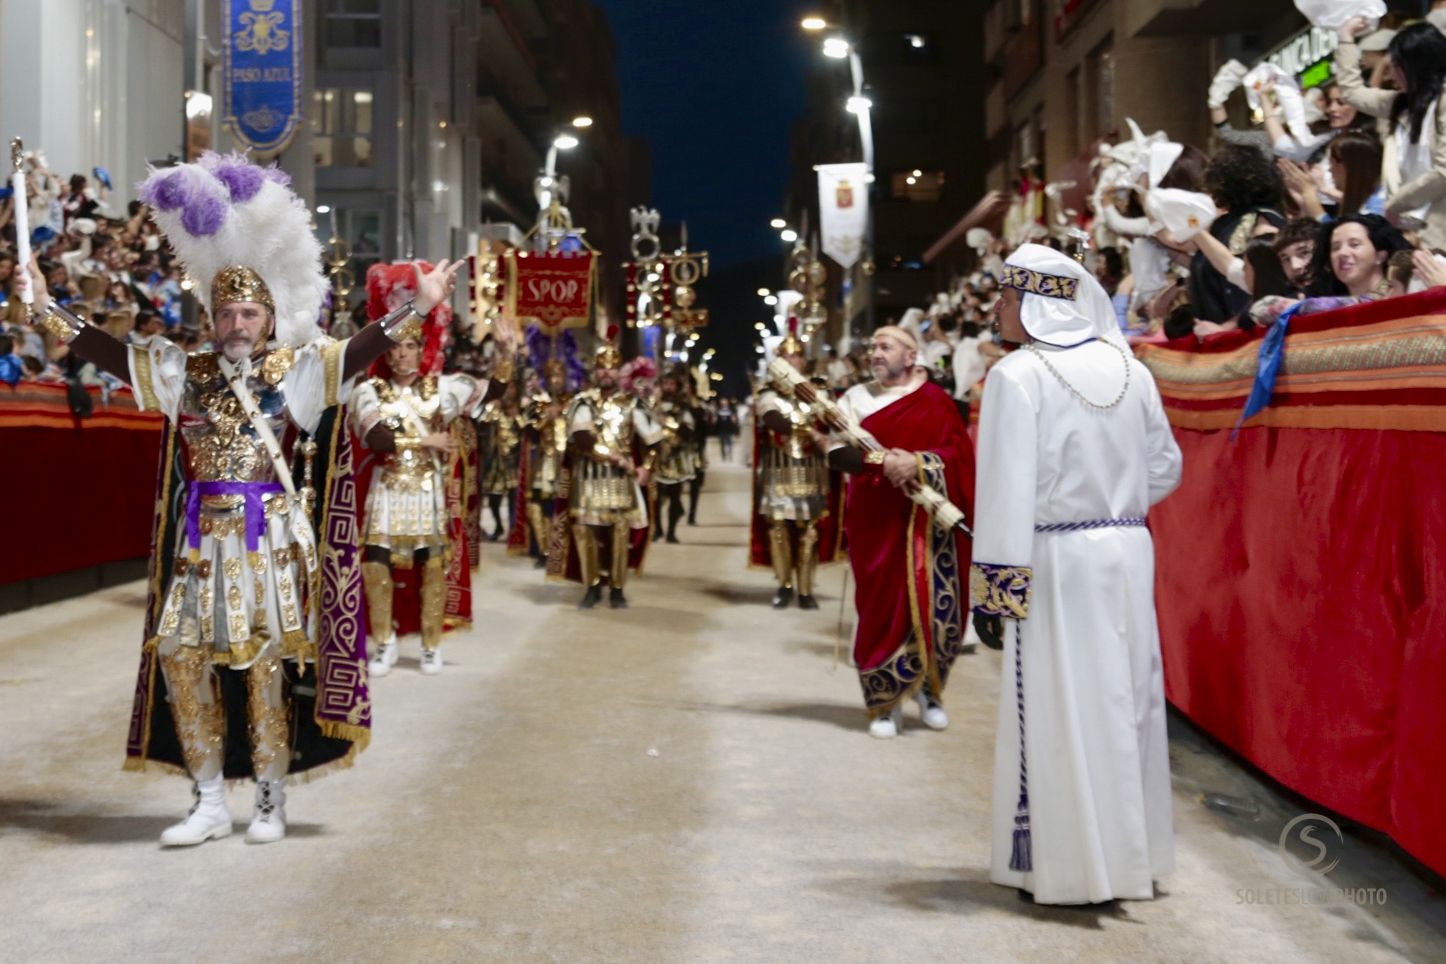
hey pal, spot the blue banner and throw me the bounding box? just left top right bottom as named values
left=222, top=0, right=302, bottom=153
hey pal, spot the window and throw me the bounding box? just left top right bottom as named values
left=323, top=0, right=382, bottom=49
left=1065, top=67, right=1081, bottom=156
left=891, top=169, right=945, bottom=202
left=1089, top=38, right=1114, bottom=139
left=312, top=88, right=374, bottom=168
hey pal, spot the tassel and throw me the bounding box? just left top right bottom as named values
left=1009, top=619, right=1033, bottom=873
left=1011, top=811, right=1032, bottom=873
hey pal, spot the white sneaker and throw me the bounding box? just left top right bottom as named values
left=868, top=706, right=903, bottom=739
left=368, top=634, right=398, bottom=677
left=915, top=690, right=949, bottom=731
left=159, top=776, right=232, bottom=847
left=962, top=618, right=982, bottom=652
left=420, top=647, right=443, bottom=675
left=245, top=779, right=287, bottom=844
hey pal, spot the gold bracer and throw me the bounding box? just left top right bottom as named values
left=33, top=301, right=88, bottom=344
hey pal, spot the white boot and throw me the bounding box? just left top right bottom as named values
left=245, top=779, right=287, bottom=844
left=914, top=689, right=950, bottom=731
left=368, top=634, right=398, bottom=677
left=868, top=705, right=903, bottom=739
left=420, top=646, right=443, bottom=676
left=159, top=776, right=232, bottom=847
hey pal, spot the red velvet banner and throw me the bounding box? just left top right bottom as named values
left=0, top=384, right=163, bottom=584
left=505, top=249, right=594, bottom=331
left=1145, top=291, right=1446, bottom=879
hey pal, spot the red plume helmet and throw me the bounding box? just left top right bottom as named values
left=778, top=315, right=806, bottom=355
left=595, top=324, right=623, bottom=369
left=364, top=261, right=455, bottom=379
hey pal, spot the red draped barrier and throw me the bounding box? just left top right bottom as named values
left=0, top=383, right=163, bottom=584
left=1141, top=289, right=1446, bottom=878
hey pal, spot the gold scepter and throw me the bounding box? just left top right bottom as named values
left=767, top=358, right=972, bottom=536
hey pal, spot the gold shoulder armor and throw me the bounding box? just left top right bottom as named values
left=261, top=346, right=296, bottom=385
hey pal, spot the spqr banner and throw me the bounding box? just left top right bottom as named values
left=816, top=162, right=869, bottom=270
left=222, top=0, right=303, bottom=153
left=505, top=250, right=596, bottom=332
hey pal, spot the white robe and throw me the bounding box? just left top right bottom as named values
left=971, top=340, right=1183, bottom=905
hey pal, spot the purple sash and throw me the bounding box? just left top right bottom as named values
left=186, top=481, right=285, bottom=552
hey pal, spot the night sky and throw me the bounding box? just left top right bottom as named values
left=592, top=0, right=817, bottom=393
left=593, top=0, right=815, bottom=269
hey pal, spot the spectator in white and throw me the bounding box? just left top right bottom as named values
left=951, top=320, right=988, bottom=405
left=1336, top=19, right=1446, bottom=252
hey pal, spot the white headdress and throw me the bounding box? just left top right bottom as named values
left=137, top=152, right=327, bottom=346
left=1000, top=243, right=1124, bottom=349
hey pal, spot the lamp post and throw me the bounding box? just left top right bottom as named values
left=821, top=35, right=875, bottom=339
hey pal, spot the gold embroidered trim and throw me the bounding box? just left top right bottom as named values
left=969, top=562, right=1032, bottom=619
left=131, top=347, right=161, bottom=411
left=322, top=338, right=343, bottom=406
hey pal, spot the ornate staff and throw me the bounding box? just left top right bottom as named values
left=10, top=138, right=33, bottom=307
left=767, top=357, right=971, bottom=536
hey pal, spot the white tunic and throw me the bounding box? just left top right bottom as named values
left=971, top=340, right=1183, bottom=905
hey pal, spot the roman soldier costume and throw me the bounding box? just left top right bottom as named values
left=25, top=152, right=464, bottom=846
left=750, top=324, right=844, bottom=608
left=352, top=261, right=500, bottom=678
left=547, top=330, right=662, bottom=609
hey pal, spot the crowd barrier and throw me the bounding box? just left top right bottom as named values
left=0, top=383, right=162, bottom=585
left=1139, top=287, right=1446, bottom=879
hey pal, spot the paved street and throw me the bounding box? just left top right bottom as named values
left=1, top=455, right=1442, bottom=963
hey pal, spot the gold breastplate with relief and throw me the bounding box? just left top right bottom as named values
left=179, top=350, right=294, bottom=486
left=775, top=394, right=819, bottom=460
left=588, top=391, right=636, bottom=459
left=375, top=376, right=443, bottom=486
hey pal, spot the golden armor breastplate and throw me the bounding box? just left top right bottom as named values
left=766, top=395, right=826, bottom=498
left=375, top=377, right=443, bottom=488
left=178, top=350, right=293, bottom=486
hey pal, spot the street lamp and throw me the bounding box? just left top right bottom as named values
left=822, top=36, right=851, bottom=59
left=846, top=95, right=872, bottom=115
left=571, top=115, right=594, bottom=128
left=779, top=228, right=798, bottom=244
left=756, top=287, right=771, bottom=297
left=769, top=217, right=787, bottom=230
left=764, top=294, right=779, bottom=306
left=801, top=15, right=828, bottom=31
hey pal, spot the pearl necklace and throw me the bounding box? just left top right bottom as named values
left=1025, top=339, right=1131, bottom=411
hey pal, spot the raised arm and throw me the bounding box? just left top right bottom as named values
left=25, top=258, right=131, bottom=382
left=341, top=259, right=468, bottom=382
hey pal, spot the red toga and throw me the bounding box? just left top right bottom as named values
left=845, top=380, right=974, bottom=714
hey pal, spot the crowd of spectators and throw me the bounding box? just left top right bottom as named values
left=0, top=151, right=202, bottom=392
left=849, top=8, right=1446, bottom=409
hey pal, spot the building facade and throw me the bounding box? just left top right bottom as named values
left=0, top=0, right=638, bottom=320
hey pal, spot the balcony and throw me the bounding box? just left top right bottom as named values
left=1124, top=0, right=1285, bottom=37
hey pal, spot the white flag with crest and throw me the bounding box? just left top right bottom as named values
left=816, top=162, right=869, bottom=269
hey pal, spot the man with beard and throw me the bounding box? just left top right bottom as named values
left=826, top=326, right=974, bottom=738
left=549, top=335, right=662, bottom=609
left=22, top=153, right=473, bottom=846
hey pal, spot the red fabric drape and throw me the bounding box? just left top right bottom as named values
left=0, top=385, right=162, bottom=583
left=1155, top=425, right=1446, bottom=878
left=845, top=382, right=974, bottom=670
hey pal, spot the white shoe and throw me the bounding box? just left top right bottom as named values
left=868, top=706, right=903, bottom=739
left=420, top=647, right=443, bottom=675
left=159, top=776, right=232, bottom=847
left=368, top=634, right=398, bottom=677
left=962, top=619, right=982, bottom=653
left=245, top=779, right=287, bottom=844
left=915, top=690, right=949, bottom=731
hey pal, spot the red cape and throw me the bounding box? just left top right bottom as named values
left=845, top=381, right=974, bottom=674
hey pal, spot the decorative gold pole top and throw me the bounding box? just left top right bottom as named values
left=11, top=137, right=24, bottom=174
